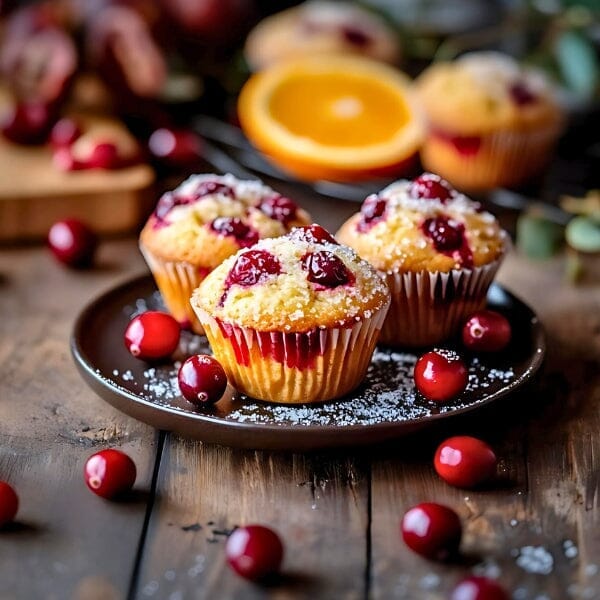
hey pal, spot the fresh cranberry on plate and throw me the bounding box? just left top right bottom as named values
left=84, top=449, right=136, bottom=499
left=225, top=524, right=284, bottom=580
left=47, top=218, right=98, bottom=268
left=178, top=354, right=227, bottom=405
left=462, top=310, right=512, bottom=352
left=401, top=502, right=462, bottom=561
left=413, top=349, right=468, bottom=403
left=434, top=436, right=497, bottom=488
left=450, top=575, right=510, bottom=600
left=124, top=311, right=180, bottom=361
left=0, top=481, right=19, bottom=527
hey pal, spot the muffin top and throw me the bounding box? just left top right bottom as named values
left=192, top=224, right=390, bottom=332
left=336, top=173, right=507, bottom=273
left=416, top=52, right=563, bottom=134
left=140, top=173, right=311, bottom=265
left=244, top=1, right=401, bottom=71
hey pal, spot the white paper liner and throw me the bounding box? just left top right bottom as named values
left=139, top=243, right=206, bottom=334
left=422, top=123, right=563, bottom=190
left=193, top=300, right=389, bottom=404
left=379, top=257, right=503, bottom=348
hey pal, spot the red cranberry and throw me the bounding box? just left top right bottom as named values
left=414, top=349, right=468, bottom=403
left=302, top=251, right=353, bottom=288
left=148, top=127, right=201, bottom=166
left=357, top=194, right=386, bottom=232
left=509, top=82, right=537, bottom=106
left=178, top=354, right=227, bottom=405
left=0, top=481, right=19, bottom=527
left=124, top=311, right=181, bottom=361
left=289, top=224, right=338, bottom=245
left=401, top=502, right=462, bottom=561
left=226, top=250, right=281, bottom=287
left=50, top=117, right=81, bottom=148
left=462, top=310, right=512, bottom=353
left=84, top=142, right=119, bottom=169
left=225, top=525, right=284, bottom=580
left=47, top=218, right=97, bottom=268
left=434, top=436, right=497, bottom=488
left=450, top=576, right=509, bottom=600
left=84, top=449, right=136, bottom=499
left=210, top=217, right=258, bottom=247
left=342, top=26, right=371, bottom=47
left=259, top=195, right=298, bottom=225
left=1, top=101, right=53, bottom=144
left=422, top=216, right=464, bottom=252
left=408, top=173, right=454, bottom=202
left=194, top=181, right=234, bottom=199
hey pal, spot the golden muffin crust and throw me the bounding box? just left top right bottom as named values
left=416, top=52, right=563, bottom=135
left=244, top=1, right=401, bottom=71
left=139, top=173, right=311, bottom=265
left=336, top=175, right=507, bottom=273
left=192, top=227, right=390, bottom=332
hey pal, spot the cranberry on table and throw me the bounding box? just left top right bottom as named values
left=450, top=575, right=510, bottom=600
left=462, top=310, right=512, bottom=353
left=148, top=127, right=202, bottom=166
left=0, top=481, right=19, bottom=527
left=401, top=502, right=462, bottom=561
left=124, top=311, right=181, bottom=361
left=225, top=524, right=284, bottom=581
left=434, top=436, right=497, bottom=488
left=47, top=218, right=98, bottom=268
left=83, top=449, right=136, bottom=499
left=408, top=172, right=454, bottom=202
left=178, top=354, right=227, bottom=405
left=413, top=349, right=468, bottom=403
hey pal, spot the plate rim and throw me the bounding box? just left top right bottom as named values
left=71, top=273, right=546, bottom=449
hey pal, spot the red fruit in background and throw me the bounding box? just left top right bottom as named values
left=450, top=576, right=510, bottom=600
left=148, top=127, right=201, bottom=166
left=50, top=117, right=81, bottom=148
left=47, top=218, right=98, bottom=268
left=289, top=224, right=338, bottom=245
left=178, top=354, right=227, bottom=405
left=0, top=481, right=19, bottom=527
left=401, top=502, right=462, bottom=561
left=84, top=449, right=136, bottom=499
left=413, top=349, right=468, bottom=403
left=434, top=436, right=497, bottom=488
left=1, top=101, right=54, bottom=144
left=225, top=524, right=284, bottom=580
left=462, top=310, right=512, bottom=353
left=124, top=311, right=180, bottom=361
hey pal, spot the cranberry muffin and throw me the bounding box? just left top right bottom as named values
left=139, top=173, right=311, bottom=334
left=336, top=173, right=508, bottom=347
left=416, top=52, right=564, bottom=191
left=190, top=225, right=390, bottom=404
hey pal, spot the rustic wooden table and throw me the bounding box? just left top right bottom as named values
left=0, top=187, right=598, bottom=600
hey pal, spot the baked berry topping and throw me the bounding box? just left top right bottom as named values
left=210, top=217, right=259, bottom=247
left=1, top=101, right=54, bottom=145
left=0, top=481, right=19, bottom=527
left=342, top=26, right=370, bottom=47
left=509, top=82, right=537, bottom=106
left=422, top=216, right=464, bottom=252
left=401, top=502, right=462, bottom=561
left=50, top=117, right=81, bottom=148
left=302, top=251, right=353, bottom=288
left=414, top=349, right=468, bottom=403
left=289, top=224, right=338, bottom=245
left=259, top=195, right=299, bottom=225
left=226, top=250, right=282, bottom=287
left=357, top=194, right=386, bottom=232
left=408, top=173, right=454, bottom=202
left=84, top=449, right=136, bottom=499
left=148, top=127, right=202, bottom=165
left=47, top=218, right=97, bottom=268
left=178, top=354, right=227, bottom=405
left=84, top=142, right=119, bottom=169
left=225, top=525, right=284, bottom=580
left=462, top=310, right=512, bottom=352
left=450, top=576, right=510, bottom=600
left=124, top=311, right=180, bottom=361
left=434, top=436, right=497, bottom=488
left=154, top=181, right=235, bottom=221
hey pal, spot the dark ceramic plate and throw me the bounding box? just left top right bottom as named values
left=71, top=274, right=545, bottom=451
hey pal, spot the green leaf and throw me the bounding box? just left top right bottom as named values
left=554, top=29, right=599, bottom=101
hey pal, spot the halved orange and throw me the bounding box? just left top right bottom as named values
left=237, top=55, right=423, bottom=182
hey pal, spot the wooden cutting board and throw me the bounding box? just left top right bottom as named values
left=0, top=112, right=155, bottom=242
